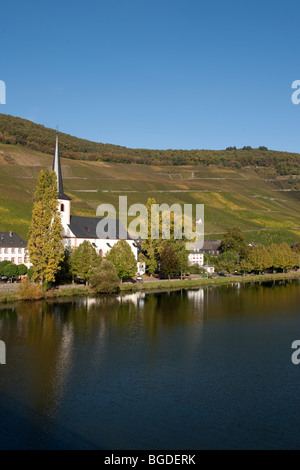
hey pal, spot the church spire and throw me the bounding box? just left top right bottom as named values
left=52, top=132, right=71, bottom=201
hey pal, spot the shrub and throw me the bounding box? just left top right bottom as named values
left=90, top=259, right=120, bottom=294
left=188, top=264, right=206, bottom=274
left=18, top=279, right=43, bottom=300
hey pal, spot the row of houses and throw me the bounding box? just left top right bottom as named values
left=0, top=230, right=222, bottom=272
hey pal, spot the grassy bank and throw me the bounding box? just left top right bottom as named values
left=0, top=271, right=300, bottom=305
left=0, top=285, right=90, bottom=305
left=120, top=271, right=300, bottom=293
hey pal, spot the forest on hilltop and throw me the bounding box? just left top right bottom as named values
left=0, top=113, right=299, bottom=175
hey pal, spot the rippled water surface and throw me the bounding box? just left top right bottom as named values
left=0, top=280, right=300, bottom=449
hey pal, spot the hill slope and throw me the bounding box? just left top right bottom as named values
left=1, top=113, right=300, bottom=175
left=0, top=139, right=299, bottom=244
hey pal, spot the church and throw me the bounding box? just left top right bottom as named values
left=52, top=133, right=138, bottom=260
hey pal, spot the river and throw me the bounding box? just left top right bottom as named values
left=0, top=280, right=300, bottom=449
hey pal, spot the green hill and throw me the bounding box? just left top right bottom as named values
left=1, top=113, right=300, bottom=174
left=0, top=114, right=299, bottom=244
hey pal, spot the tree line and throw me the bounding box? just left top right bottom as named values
left=214, top=227, right=299, bottom=274
left=0, top=114, right=299, bottom=175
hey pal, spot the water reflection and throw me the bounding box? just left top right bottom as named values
left=0, top=280, right=299, bottom=449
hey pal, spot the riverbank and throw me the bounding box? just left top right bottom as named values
left=0, top=271, right=300, bottom=305
left=120, top=271, right=300, bottom=293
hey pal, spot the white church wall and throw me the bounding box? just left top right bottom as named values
left=58, top=199, right=71, bottom=227
left=63, top=236, right=138, bottom=260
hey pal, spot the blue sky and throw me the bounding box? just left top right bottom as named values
left=2, top=0, right=300, bottom=151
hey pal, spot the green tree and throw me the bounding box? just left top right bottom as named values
left=27, top=170, right=64, bottom=287
left=216, top=251, right=239, bottom=274
left=17, top=264, right=28, bottom=276
left=90, top=259, right=120, bottom=294
left=55, top=248, right=73, bottom=284
left=70, top=241, right=99, bottom=284
left=159, top=242, right=180, bottom=279
left=27, top=267, right=34, bottom=279
left=0, top=260, right=11, bottom=276
left=3, top=263, right=19, bottom=279
left=204, top=253, right=215, bottom=265
left=173, top=240, right=189, bottom=279
left=106, top=240, right=137, bottom=282
left=221, top=226, right=249, bottom=259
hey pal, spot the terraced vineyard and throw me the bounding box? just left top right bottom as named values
left=0, top=142, right=299, bottom=244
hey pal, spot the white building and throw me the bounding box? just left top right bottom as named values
left=188, top=249, right=215, bottom=274
left=203, top=265, right=215, bottom=274
left=52, top=133, right=138, bottom=259
left=188, top=249, right=204, bottom=266
left=0, top=232, right=29, bottom=266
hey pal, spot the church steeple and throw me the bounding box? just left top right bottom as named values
left=52, top=132, right=71, bottom=201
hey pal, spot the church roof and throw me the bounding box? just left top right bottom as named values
left=68, top=215, right=134, bottom=240
left=0, top=232, right=27, bottom=248
left=52, top=132, right=71, bottom=201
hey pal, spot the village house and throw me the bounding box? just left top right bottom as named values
left=0, top=232, right=29, bottom=267
left=201, top=239, right=222, bottom=256
left=188, top=249, right=204, bottom=266
left=188, top=247, right=215, bottom=274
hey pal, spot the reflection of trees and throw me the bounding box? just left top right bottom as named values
left=0, top=279, right=298, bottom=420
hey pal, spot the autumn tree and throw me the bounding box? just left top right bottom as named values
left=268, top=243, right=296, bottom=272
left=27, top=170, right=64, bottom=287
left=247, top=245, right=272, bottom=274
left=216, top=251, right=239, bottom=274
left=239, top=258, right=254, bottom=275
left=268, top=244, right=284, bottom=272
left=280, top=243, right=297, bottom=271
left=140, top=197, right=158, bottom=276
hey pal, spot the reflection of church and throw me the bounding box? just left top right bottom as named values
left=52, top=134, right=138, bottom=259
